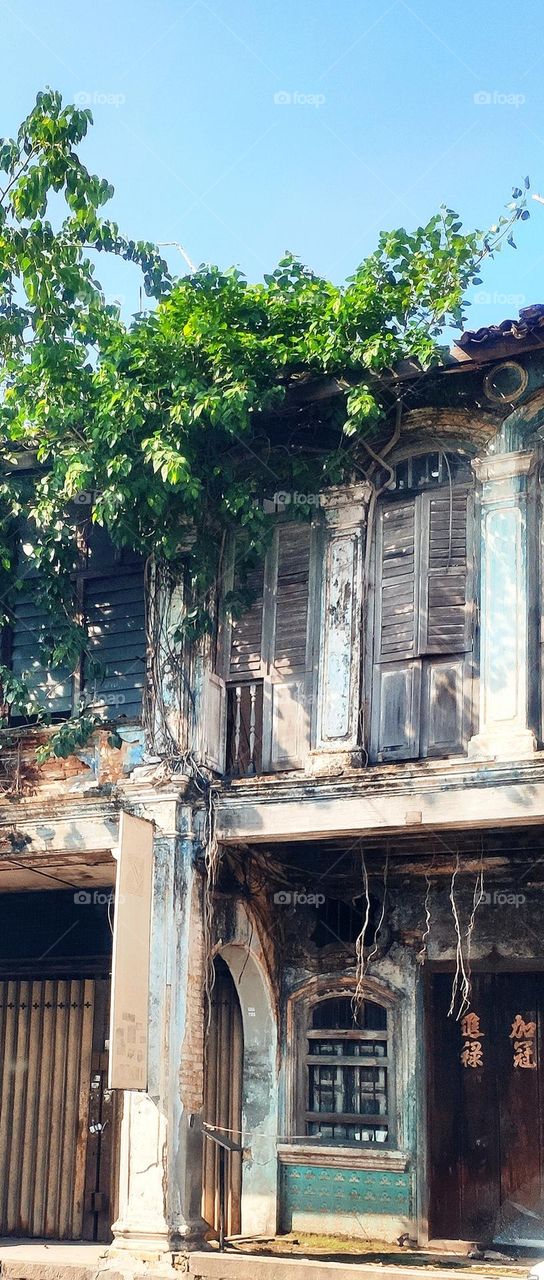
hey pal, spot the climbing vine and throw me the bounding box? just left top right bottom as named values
left=0, top=88, right=532, bottom=746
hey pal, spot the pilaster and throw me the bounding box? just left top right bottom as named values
left=108, top=791, right=207, bottom=1263
left=469, top=449, right=537, bottom=760
left=315, top=483, right=371, bottom=750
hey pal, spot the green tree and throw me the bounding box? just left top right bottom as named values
left=0, top=89, right=531, bottom=748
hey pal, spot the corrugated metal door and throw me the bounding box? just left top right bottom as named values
left=202, top=958, right=243, bottom=1237
left=0, top=976, right=110, bottom=1239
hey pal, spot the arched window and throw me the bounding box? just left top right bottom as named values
left=370, top=449, right=475, bottom=762
left=304, top=996, right=391, bottom=1145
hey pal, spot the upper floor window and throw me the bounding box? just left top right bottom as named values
left=305, top=997, right=391, bottom=1144
left=220, top=520, right=314, bottom=775
left=3, top=520, right=145, bottom=725
left=369, top=451, right=475, bottom=762
left=378, top=450, right=472, bottom=493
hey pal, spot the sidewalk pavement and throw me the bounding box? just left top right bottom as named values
left=0, top=1239, right=533, bottom=1280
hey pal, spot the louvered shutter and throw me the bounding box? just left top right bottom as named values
left=202, top=670, right=227, bottom=773
left=229, top=564, right=265, bottom=678
left=418, top=488, right=472, bottom=656
left=9, top=597, right=72, bottom=717
left=419, top=488, right=473, bottom=756
left=266, top=522, right=313, bottom=770
left=370, top=487, right=474, bottom=762
left=376, top=500, right=418, bottom=663
left=371, top=500, right=420, bottom=761
left=83, top=568, right=146, bottom=721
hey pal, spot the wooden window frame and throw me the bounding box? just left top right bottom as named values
left=288, top=982, right=399, bottom=1151
left=214, top=517, right=318, bottom=774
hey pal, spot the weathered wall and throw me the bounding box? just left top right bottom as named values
left=213, top=858, right=544, bottom=1243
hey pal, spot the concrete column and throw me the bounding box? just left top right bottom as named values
left=469, top=449, right=537, bottom=760
left=316, top=482, right=371, bottom=751
left=109, top=793, right=207, bottom=1263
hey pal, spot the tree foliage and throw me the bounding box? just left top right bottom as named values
left=0, top=90, right=531, bottom=739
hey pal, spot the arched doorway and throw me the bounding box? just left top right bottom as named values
left=202, top=956, right=243, bottom=1237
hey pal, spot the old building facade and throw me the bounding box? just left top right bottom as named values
left=2, top=313, right=544, bottom=1260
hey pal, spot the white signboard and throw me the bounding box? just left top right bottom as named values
left=109, top=811, right=154, bottom=1090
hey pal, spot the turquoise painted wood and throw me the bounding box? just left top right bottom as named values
left=282, top=1164, right=412, bottom=1217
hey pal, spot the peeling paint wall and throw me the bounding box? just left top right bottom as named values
left=211, top=860, right=544, bottom=1243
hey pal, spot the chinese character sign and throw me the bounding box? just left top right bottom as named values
left=510, top=1013, right=537, bottom=1070
left=461, top=1010, right=484, bottom=1069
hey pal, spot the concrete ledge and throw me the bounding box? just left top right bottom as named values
left=0, top=1262, right=102, bottom=1280
left=0, top=1261, right=153, bottom=1280
left=187, top=1254, right=515, bottom=1280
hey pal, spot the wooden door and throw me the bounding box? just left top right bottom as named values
left=429, top=972, right=544, bottom=1243
left=0, top=975, right=114, bottom=1240
left=202, top=958, right=243, bottom=1237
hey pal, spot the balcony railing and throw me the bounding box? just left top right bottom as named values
left=226, top=681, right=263, bottom=777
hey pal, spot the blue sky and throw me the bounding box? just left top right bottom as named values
left=2, top=0, right=544, bottom=333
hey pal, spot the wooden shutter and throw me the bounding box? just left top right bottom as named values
left=419, top=488, right=473, bottom=656
left=83, top=568, right=146, bottom=721
left=375, top=500, right=418, bottom=664
left=9, top=597, right=72, bottom=716
left=370, top=488, right=474, bottom=762
left=419, top=489, right=473, bottom=757
left=272, top=523, right=312, bottom=673
left=267, top=523, right=313, bottom=771
left=203, top=669, right=227, bottom=773
left=371, top=500, right=420, bottom=761
left=229, top=563, right=265, bottom=677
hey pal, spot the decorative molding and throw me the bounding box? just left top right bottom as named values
left=319, top=483, right=371, bottom=530
left=472, top=449, right=536, bottom=482
left=319, top=482, right=371, bottom=511
left=483, top=361, right=528, bottom=405
left=277, top=1143, right=409, bottom=1172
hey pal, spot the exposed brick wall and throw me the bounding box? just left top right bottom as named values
left=179, top=872, right=206, bottom=1115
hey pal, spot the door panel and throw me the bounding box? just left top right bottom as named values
left=203, top=958, right=243, bottom=1237
left=0, top=976, right=113, bottom=1241
left=421, top=658, right=468, bottom=758
left=458, top=977, right=500, bottom=1241
left=496, top=975, right=542, bottom=1212
left=429, top=973, right=544, bottom=1243
left=372, top=660, right=421, bottom=761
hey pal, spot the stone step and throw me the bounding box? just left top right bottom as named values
left=187, top=1253, right=517, bottom=1280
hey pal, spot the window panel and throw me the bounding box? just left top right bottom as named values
left=6, top=531, right=145, bottom=724
left=305, top=998, right=391, bottom=1145
left=371, top=456, right=474, bottom=763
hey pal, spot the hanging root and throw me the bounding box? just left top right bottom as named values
left=448, top=850, right=468, bottom=1018
left=353, top=849, right=371, bottom=1017
left=366, top=852, right=389, bottom=969
left=464, top=850, right=485, bottom=1001
left=448, top=848, right=484, bottom=1020
left=417, top=866, right=433, bottom=964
